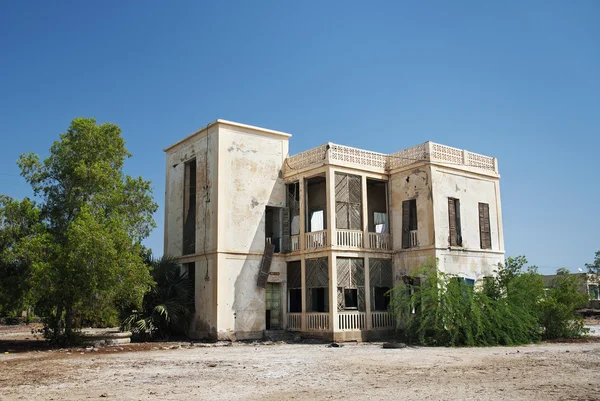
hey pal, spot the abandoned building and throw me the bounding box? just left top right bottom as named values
left=163, top=120, right=505, bottom=341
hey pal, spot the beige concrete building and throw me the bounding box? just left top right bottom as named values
left=164, top=119, right=505, bottom=341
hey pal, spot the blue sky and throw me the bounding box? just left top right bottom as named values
left=1, top=1, right=598, bottom=274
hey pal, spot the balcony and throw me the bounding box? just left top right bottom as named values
left=290, top=235, right=300, bottom=252
left=338, top=311, right=366, bottom=331
left=336, top=229, right=363, bottom=248
left=305, top=230, right=328, bottom=250
left=306, top=312, right=329, bottom=330
left=368, top=233, right=391, bottom=250
left=410, top=230, right=418, bottom=248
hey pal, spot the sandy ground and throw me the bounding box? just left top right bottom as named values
left=1, top=335, right=600, bottom=401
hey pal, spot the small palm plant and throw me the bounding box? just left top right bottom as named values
left=122, top=255, right=194, bottom=340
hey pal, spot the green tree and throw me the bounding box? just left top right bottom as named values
left=17, top=117, right=157, bottom=343
left=0, top=196, right=45, bottom=316
left=586, top=250, right=600, bottom=276
left=539, top=268, right=589, bottom=339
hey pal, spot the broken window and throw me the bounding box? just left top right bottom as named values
left=183, top=159, right=196, bottom=255
left=401, top=199, right=418, bottom=249
left=478, top=202, right=492, bottom=249
left=367, top=179, right=388, bottom=233
left=337, top=258, right=365, bottom=311
left=265, top=206, right=282, bottom=253
left=306, top=258, right=329, bottom=312
left=287, top=261, right=302, bottom=313
left=369, top=259, right=393, bottom=311
left=306, top=177, right=327, bottom=232
left=335, top=173, right=362, bottom=230
left=448, top=198, right=462, bottom=247
left=373, top=287, right=390, bottom=311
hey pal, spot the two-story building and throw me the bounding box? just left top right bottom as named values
left=163, top=119, right=505, bottom=341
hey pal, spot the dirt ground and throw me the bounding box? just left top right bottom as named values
left=1, top=326, right=600, bottom=401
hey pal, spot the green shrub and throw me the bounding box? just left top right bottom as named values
left=539, top=268, right=588, bottom=339
left=388, top=257, right=558, bottom=346
left=122, top=255, right=194, bottom=341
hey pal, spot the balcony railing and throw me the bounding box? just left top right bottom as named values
left=336, top=230, right=363, bottom=248
left=306, top=313, right=329, bottom=330
left=290, top=235, right=300, bottom=251
left=368, top=233, right=391, bottom=250
left=410, top=230, right=418, bottom=248
left=338, top=311, right=366, bottom=331
left=371, top=311, right=394, bottom=329
left=287, top=313, right=301, bottom=331
left=265, top=237, right=281, bottom=253
left=305, top=230, right=328, bottom=250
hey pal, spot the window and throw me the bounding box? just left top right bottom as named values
left=478, top=203, right=492, bottom=249
left=335, top=173, right=362, bottom=230
left=448, top=198, right=462, bottom=247
left=289, top=289, right=302, bottom=312
left=402, top=199, right=418, bottom=249
left=374, top=212, right=388, bottom=234
left=311, top=288, right=327, bottom=312
left=183, top=159, right=196, bottom=255
left=343, top=288, right=358, bottom=309
left=265, top=206, right=282, bottom=253
left=373, top=287, right=390, bottom=311
left=310, top=210, right=324, bottom=231
left=589, top=284, right=600, bottom=301
left=184, top=262, right=196, bottom=308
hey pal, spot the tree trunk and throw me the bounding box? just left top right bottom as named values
left=64, top=304, right=74, bottom=346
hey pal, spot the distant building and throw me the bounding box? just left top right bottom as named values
left=542, top=273, right=600, bottom=310
left=163, top=120, right=505, bottom=341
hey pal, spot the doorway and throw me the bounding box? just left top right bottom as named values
left=265, top=283, right=282, bottom=330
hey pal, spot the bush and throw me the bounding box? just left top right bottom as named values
left=121, top=255, right=194, bottom=341
left=539, top=268, right=589, bottom=339
left=388, top=257, right=586, bottom=346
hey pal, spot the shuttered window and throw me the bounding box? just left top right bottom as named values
left=448, top=198, right=462, bottom=247
left=401, top=199, right=417, bottom=249
left=479, top=202, right=492, bottom=249
left=335, top=173, right=362, bottom=230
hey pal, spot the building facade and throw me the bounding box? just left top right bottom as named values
left=164, top=120, right=505, bottom=341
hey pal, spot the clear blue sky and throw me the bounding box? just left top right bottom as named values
left=1, top=1, right=598, bottom=274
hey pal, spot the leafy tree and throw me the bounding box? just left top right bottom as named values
left=0, top=196, right=45, bottom=316
left=539, top=268, right=589, bottom=339
left=586, top=250, right=600, bottom=277
left=122, top=255, right=194, bottom=340
left=16, top=117, right=157, bottom=343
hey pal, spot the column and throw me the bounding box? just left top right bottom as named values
left=328, top=253, right=338, bottom=332
left=299, top=177, right=306, bottom=251
left=325, top=167, right=336, bottom=248
left=361, top=175, right=368, bottom=249
left=364, top=257, right=372, bottom=330
left=300, top=257, right=306, bottom=331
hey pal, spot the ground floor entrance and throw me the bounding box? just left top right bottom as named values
left=266, top=282, right=282, bottom=330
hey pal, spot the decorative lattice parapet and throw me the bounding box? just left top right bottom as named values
left=329, top=143, right=388, bottom=170
left=388, top=143, right=429, bottom=170
left=284, top=141, right=497, bottom=176
left=284, top=143, right=329, bottom=172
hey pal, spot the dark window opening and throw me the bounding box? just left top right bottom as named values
left=479, top=202, right=492, bottom=249
left=448, top=198, right=462, bottom=247
left=289, top=288, right=302, bottom=312
left=402, top=199, right=418, bottom=249
left=455, top=277, right=475, bottom=286
left=184, top=262, right=196, bottom=310
left=311, top=288, right=326, bottom=312
left=265, top=206, right=282, bottom=253
left=373, top=287, right=391, bottom=311
left=343, top=288, right=358, bottom=309
left=367, top=179, right=388, bottom=233
left=183, top=159, right=196, bottom=255
left=306, top=176, right=327, bottom=232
